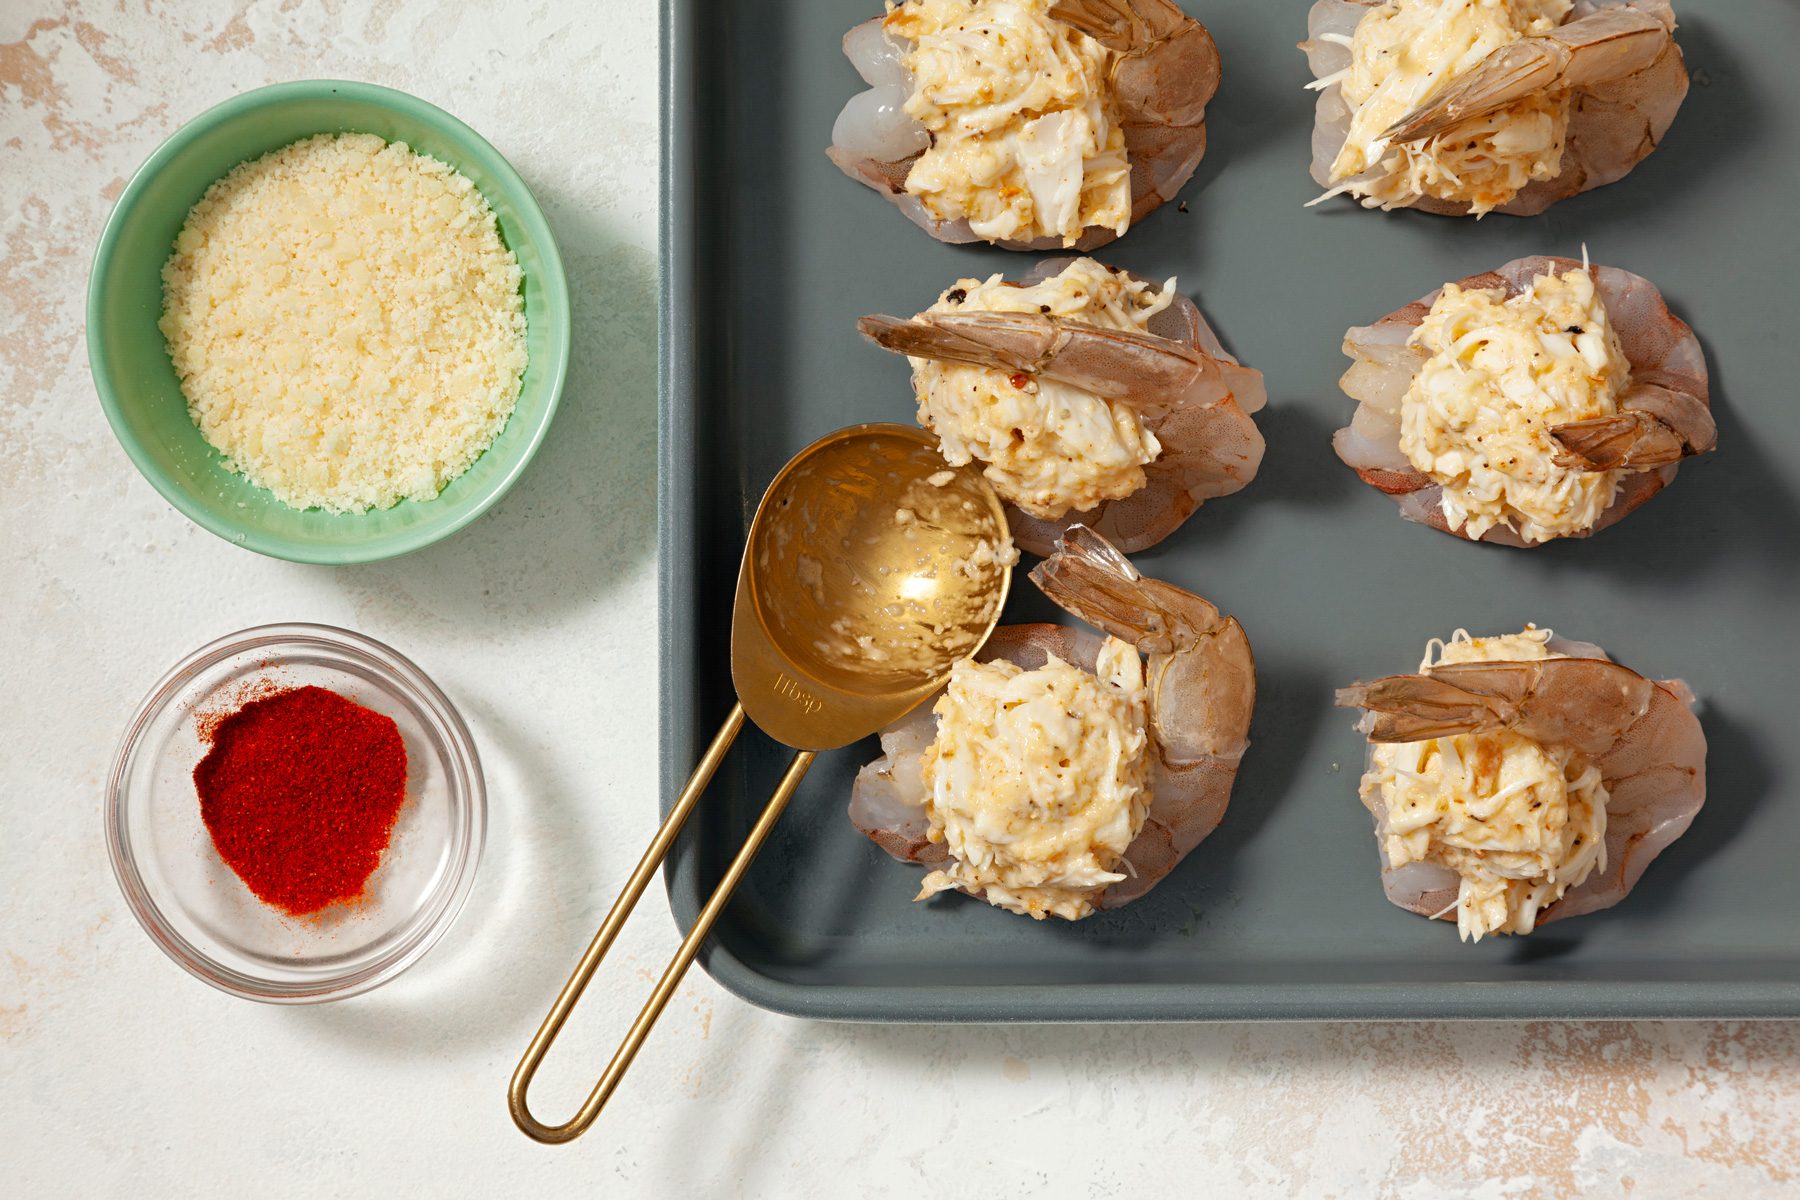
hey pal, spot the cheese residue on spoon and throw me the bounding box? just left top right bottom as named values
left=1320, top=0, right=1574, bottom=214
left=910, top=258, right=1171, bottom=519
left=918, top=638, right=1152, bottom=920
left=887, top=0, right=1131, bottom=245
left=1362, top=627, right=1609, bottom=942
left=1400, top=261, right=1631, bottom=543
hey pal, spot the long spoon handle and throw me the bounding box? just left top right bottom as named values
left=508, top=702, right=816, bottom=1144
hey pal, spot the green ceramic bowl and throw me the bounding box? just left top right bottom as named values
left=88, top=80, right=570, bottom=564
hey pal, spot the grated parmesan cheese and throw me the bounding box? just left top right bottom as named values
left=160, top=133, right=527, bottom=513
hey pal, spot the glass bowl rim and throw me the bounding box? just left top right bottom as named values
left=105, top=622, right=487, bottom=1003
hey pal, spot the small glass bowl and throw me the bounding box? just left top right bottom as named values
left=106, top=623, right=486, bottom=1002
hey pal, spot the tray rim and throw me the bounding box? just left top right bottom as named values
left=655, top=0, right=1800, bottom=1023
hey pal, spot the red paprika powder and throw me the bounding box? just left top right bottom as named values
left=194, top=685, right=409, bottom=915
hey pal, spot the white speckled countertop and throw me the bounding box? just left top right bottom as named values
left=3, top=3, right=1797, bottom=1196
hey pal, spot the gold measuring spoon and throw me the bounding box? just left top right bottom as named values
left=509, top=423, right=1011, bottom=1143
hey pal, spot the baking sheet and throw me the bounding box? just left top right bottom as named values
left=659, top=0, right=1800, bottom=1020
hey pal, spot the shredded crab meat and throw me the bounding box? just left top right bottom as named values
left=887, top=0, right=1131, bottom=245
left=910, top=259, right=1174, bottom=519
left=1363, top=627, right=1610, bottom=942
left=918, top=638, right=1153, bottom=920
left=1402, top=259, right=1632, bottom=542
left=1325, top=0, right=1574, bottom=215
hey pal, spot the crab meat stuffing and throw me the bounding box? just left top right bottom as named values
left=887, top=0, right=1131, bottom=246
left=909, top=259, right=1171, bottom=518
left=918, top=639, right=1153, bottom=920
left=1403, top=261, right=1631, bottom=543
left=1330, top=0, right=1574, bottom=214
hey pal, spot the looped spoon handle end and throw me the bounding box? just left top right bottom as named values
left=508, top=702, right=815, bottom=1144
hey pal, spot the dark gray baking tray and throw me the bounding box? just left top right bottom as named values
left=658, top=0, right=1800, bottom=1020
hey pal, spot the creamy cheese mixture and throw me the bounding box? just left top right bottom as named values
left=1363, top=627, right=1609, bottom=942
left=919, top=639, right=1153, bottom=920
left=911, top=258, right=1170, bottom=518
left=1400, top=263, right=1631, bottom=543
left=1320, top=0, right=1573, bottom=214
left=887, top=0, right=1131, bottom=245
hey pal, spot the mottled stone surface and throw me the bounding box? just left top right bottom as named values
left=1, top=3, right=1795, bottom=1197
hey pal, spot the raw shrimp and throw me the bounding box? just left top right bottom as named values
left=1302, top=0, right=1688, bottom=216
left=828, top=0, right=1221, bottom=250
left=860, top=258, right=1266, bottom=556
left=850, top=526, right=1256, bottom=911
left=1337, top=636, right=1706, bottom=928
left=1333, top=254, right=1714, bottom=546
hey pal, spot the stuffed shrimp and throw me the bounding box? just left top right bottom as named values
left=1337, top=626, right=1706, bottom=941
left=859, top=257, right=1266, bottom=556
left=850, top=526, right=1255, bottom=919
left=1302, top=0, right=1688, bottom=216
left=1333, top=253, right=1715, bottom=546
left=829, top=0, right=1221, bottom=250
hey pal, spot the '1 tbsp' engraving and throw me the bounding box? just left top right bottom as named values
left=772, top=673, right=823, bottom=715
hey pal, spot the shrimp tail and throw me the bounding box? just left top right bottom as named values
left=1552, top=381, right=1719, bottom=472
left=858, top=311, right=1218, bottom=418
left=1050, top=0, right=1220, bottom=220
left=1033, top=526, right=1253, bottom=765
left=1337, top=658, right=1656, bottom=755
left=1552, top=5, right=1674, bottom=88
left=1381, top=41, right=1570, bottom=145
left=1381, top=7, right=1669, bottom=146
left=1051, top=0, right=1219, bottom=128
left=1029, top=526, right=1221, bottom=654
